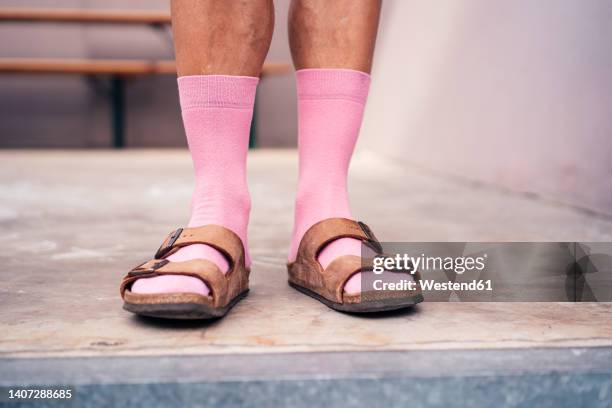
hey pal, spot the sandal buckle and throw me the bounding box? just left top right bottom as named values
left=127, top=259, right=170, bottom=278
left=154, top=228, right=183, bottom=259
left=358, top=221, right=383, bottom=254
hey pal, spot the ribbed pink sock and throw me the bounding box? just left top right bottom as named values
left=289, top=69, right=371, bottom=294
left=132, top=75, right=257, bottom=297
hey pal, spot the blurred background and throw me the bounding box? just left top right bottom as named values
left=0, top=0, right=296, bottom=148
left=1, top=0, right=611, bottom=213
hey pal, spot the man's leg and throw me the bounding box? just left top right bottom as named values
left=132, top=0, right=274, bottom=296
left=288, top=0, right=381, bottom=294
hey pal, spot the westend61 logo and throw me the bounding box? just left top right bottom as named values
left=370, top=253, right=492, bottom=292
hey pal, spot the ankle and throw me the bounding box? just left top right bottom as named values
left=188, top=185, right=251, bottom=263
left=190, top=182, right=251, bottom=223
left=290, top=191, right=352, bottom=262
left=294, top=182, right=351, bottom=215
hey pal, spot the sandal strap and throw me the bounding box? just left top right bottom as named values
left=324, top=255, right=368, bottom=302
left=326, top=256, right=421, bottom=301
left=296, top=218, right=383, bottom=261
left=154, top=225, right=245, bottom=272
left=120, top=258, right=232, bottom=307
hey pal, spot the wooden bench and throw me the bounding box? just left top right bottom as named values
left=0, top=8, right=171, bottom=25
left=0, top=8, right=291, bottom=148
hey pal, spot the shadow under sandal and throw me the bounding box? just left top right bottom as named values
left=120, top=225, right=249, bottom=320
left=287, top=218, right=423, bottom=313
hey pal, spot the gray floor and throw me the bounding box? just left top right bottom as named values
left=1, top=150, right=611, bottom=407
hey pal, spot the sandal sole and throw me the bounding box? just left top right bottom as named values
left=123, top=289, right=249, bottom=320
left=289, top=282, right=423, bottom=313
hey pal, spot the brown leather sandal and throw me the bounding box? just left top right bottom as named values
left=287, top=218, right=423, bottom=313
left=120, top=225, right=249, bottom=320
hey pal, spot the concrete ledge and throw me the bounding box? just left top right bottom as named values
left=2, top=348, right=611, bottom=407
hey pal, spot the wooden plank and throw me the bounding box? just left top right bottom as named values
left=0, top=59, right=175, bottom=75
left=0, top=58, right=291, bottom=77
left=0, top=8, right=171, bottom=25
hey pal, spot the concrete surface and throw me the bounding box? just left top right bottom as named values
left=0, top=149, right=611, bottom=357
left=0, top=149, right=611, bottom=406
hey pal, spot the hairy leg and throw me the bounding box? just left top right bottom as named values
left=288, top=0, right=381, bottom=294
left=132, top=0, right=274, bottom=296
left=289, top=0, right=380, bottom=72
left=173, top=0, right=274, bottom=76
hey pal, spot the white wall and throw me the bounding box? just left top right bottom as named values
left=362, top=0, right=612, bottom=215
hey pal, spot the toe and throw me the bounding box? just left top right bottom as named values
left=343, top=271, right=363, bottom=294
left=343, top=270, right=410, bottom=294
left=131, top=275, right=210, bottom=296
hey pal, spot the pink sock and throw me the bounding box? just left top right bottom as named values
left=132, top=75, right=257, bottom=297
left=289, top=69, right=371, bottom=294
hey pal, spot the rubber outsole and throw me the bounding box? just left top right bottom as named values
left=288, top=282, right=423, bottom=313
left=123, top=289, right=249, bottom=320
